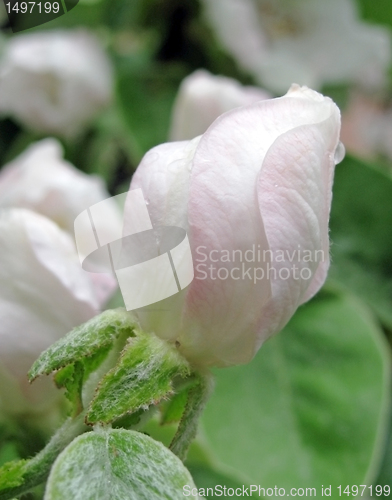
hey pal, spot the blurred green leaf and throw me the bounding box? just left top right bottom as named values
left=0, top=443, right=19, bottom=467
left=102, top=0, right=146, bottom=30
left=29, top=1, right=105, bottom=30
left=200, top=292, right=391, bottom=490
left=328, top=258, right=392, bottom=329
left=331, top=155, right=392, bottom=267
left=329, top=155, right=392, bottom=329
left=116, top=60, right=181, bottom=161
left=45, top=429, right=198, bottom=500
left=358, top=0, right=392, bottom=28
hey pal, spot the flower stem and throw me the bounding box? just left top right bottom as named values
left=170, top=370, right=214, bottom=461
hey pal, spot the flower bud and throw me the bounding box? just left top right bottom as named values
left=0, top=209, right=102, bottom=416
left=0, top=30, right=113, bottom=137
left=125, top=85, right=342, bottom=367
left=0, top=138, right=122, bottom=305
left=169, top=70, right=270, bottom=141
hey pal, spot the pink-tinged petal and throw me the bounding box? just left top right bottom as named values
left=179, top=86, right=339, bottom=366
left=255, top=115, right=340, bottom=348
left=0, top=209, right=99, bottom=415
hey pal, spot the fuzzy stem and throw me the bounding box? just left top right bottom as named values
left=170, top=370, right=214, bottom=461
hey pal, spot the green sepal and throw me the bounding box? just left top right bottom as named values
left=86, top=332, right=190, bottom=424
left=54, top=362, right=84, bottom=416
left=28, top=309, right=135, bottom=382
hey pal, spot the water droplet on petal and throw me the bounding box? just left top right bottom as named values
left=334, top=141, right=345, bottom=165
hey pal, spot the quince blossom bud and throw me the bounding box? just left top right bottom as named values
left=0, top=209, right=103, bottom=416
left=126, top=85, right=342, bottom=367
left=0, top=30, right=113, bottom=137
left=169, top=70, right=270, bottom=141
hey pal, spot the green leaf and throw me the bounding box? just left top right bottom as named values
left=87, top=332, right=190, bottom=424
left=0, top=459, right=26, bottom=491
left=29, top=309, right=135, bottom=381
left=329, top=155, right=392, bottom=328
left=102, top=0, right=146, bottom=29
left=200, top=291, right=391, bottom=490
left=328, top=258, right=392, bottom=329
left=44, top=429, right=198, bottom=500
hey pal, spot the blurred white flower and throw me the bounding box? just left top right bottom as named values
left=0, top=138, right=122, bottom=305
left=202, top=0, right=391, bottom=93
left=341, top=92, right=392, bottom=161
left=169, top=69, right=270, bottom=141
left=0, top=30, right=113, bottom=137
left=0, top=209, right=102, bottom=416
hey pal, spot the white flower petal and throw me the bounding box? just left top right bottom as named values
left=0, top=209, right=100, bottom=414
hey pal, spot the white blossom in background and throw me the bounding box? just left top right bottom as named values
left=341, top=92, right=392, bottom=161
left=0, top=209, right=102, bottom=416
left=201, top=0, right=391, bottom=93
left=0, top=30, right=113, bottom=137
left=169, top=70, right=270, bottom=141
left=0, top=138, right=122, bottom=305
